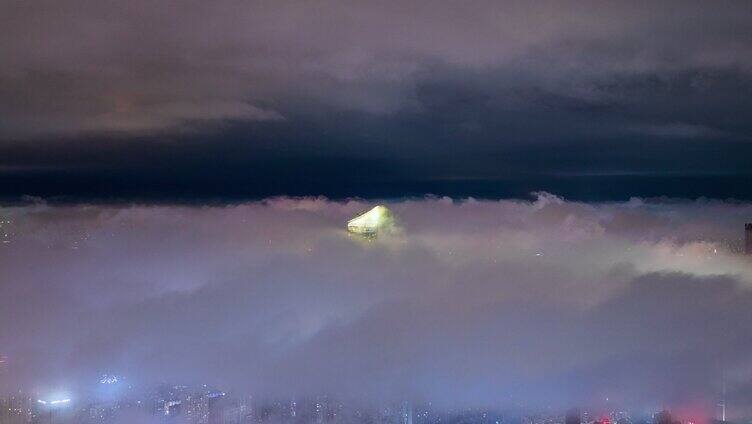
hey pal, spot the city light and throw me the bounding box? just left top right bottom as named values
left=99, top=374, right=119, bottom=384
left=37, top=398, right=70, bottom=406
left=206, top=390, right=226, bottom=398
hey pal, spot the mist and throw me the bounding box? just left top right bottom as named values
left=2, top=194, right=752, bottom=417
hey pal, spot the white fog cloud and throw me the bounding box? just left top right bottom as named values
left=1, top=194, right=752, bottom=414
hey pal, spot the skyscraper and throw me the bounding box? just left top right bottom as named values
left=745, top=223, right=752, bottom=255
left=565, top=408, right=581, bottom=424
left=655, top=410, right=672, bottom=424
left=347, top=205, right=392, bottom=236
left=401, top=401, right=413, bottom=424
left=207, top=392, right=225, bottom=424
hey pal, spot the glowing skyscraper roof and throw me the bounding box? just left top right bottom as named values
left=347, top=205, right=391, bottom=236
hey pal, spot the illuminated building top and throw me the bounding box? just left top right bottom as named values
left=347, top=205, right=391, bottom=236
left=100, top=374, right=120, bottom=384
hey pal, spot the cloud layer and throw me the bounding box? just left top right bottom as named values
left=2, top=1, right=752, bottom=139
left=2, top=195, right=752, bottom=416
left=3, top=1, right=752, bottom=201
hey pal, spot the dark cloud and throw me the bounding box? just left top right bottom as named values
left=3, top=1, right=751, bottom=138
left=2, top=1, right=752, bottom=199
left=2, top=195, right=752, bottom=415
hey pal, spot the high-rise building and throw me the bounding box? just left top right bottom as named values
left=165, top=400, right=182, bottom=422
left=207, top=392, right=225, bottom=424
left=315, top=399, right=325, bottom=424
left=655, top=410, right=679, bottom=424
left=565, top=408, right=581, bottom=424
left=745, top=223, right=752, bottom=255
left=0, top=219, right=13, bottom=245
left=1, top=394, right=34, bottom=424
left=401, top=401, right=413, bottom=424
left=347, top=205, right=392, bottom=236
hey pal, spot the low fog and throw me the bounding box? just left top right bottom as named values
left=2, top=194, right=752, bottom=416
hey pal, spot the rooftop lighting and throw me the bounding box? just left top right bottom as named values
left=347, top=205, right=391, bottom=236
left=37, top=398, right=70, bottom=406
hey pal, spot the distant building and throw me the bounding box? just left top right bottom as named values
left=655, top=410, right=681, bottom=424
left=165, top=400, right=182, bottom=421
left=566, top=408, right=581, bottom=424
left=222, top=403, right=245, bottom=424
left=207, top=392, right=225, bottom=424
left=401, top=401, right=413, bottom=424
left=1, top=394, right=34, bottom=424
left=746, top=223, right=752, bottom=255
left=347, top=205, right=392, bottom=236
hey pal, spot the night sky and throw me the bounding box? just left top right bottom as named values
left=2, top=1, right=752, bottom=201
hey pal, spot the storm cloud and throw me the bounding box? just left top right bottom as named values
left=2, top=195, right=752, bottom=415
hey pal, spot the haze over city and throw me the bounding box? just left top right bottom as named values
left=2, top=1, right=752, bottom=423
